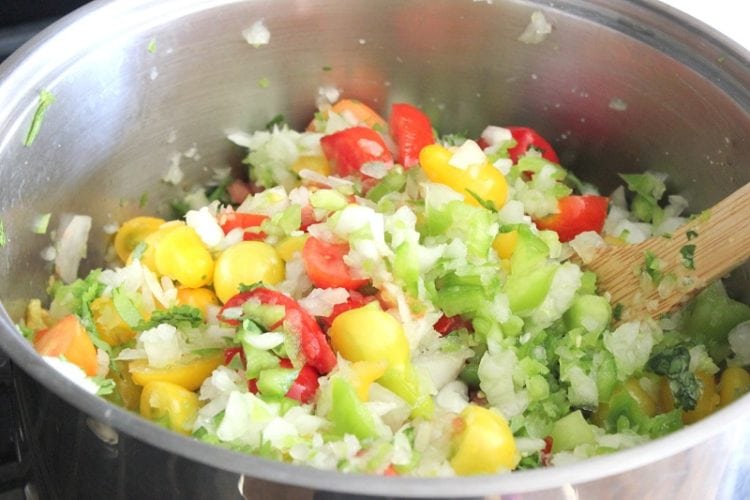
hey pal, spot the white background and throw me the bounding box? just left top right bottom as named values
left=659, top=0, right=750, bottom=50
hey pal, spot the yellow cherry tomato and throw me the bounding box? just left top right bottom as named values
left=291, top=155, right=330, bottom=176
left=330, top=307, right=409, bottom=366
left=90, top=296, right=137, bottom=346
left=176, top=287, right=219, bottom=317
left=719, top=366, right=750, bottom=406
left=419, top=143, right=508, bottom=209
left=450, top=404, right=519, bottom=475
left=140, top=381, right=200, bottom=434
left=275, top=234, right=309, bottom=262
left=213, top=241, right=285, bottom=303
left=154, top=226, right=214, bottom=288
left=683, top=371, right=720, bottom=424
left=134, top=220, right=185, bottom=273
left=492, top=230, right=518, bottom=260
left=350, top=360, right=388, bottom=401
left=129, top=353, right=223, bottom=391
left=107, top=360, right=142, bottom=411
left=114, top=216, right=166, bottom=263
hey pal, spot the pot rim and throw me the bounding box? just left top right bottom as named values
left=1, top=0, right=749, bottom=496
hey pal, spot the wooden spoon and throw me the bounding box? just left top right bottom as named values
left=582, top=183, right=750, bottom=322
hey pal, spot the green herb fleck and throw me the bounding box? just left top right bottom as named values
left=322, top=65, right=332, bottom=72
left=31, top=213, right=51, bottom=234
left=147, top=38, right=157, bottom=54
left=466, top=189, right=497, bottom=212
left=139, top=191, right=149, bottom=208
left=440, top=132, right=469, bottom=147
left=642, top=250, right=664, bottom=283
left=647, top=346, right=700, bottom=410
left=680, top=244, right=696, bottom=270
left=24, top=89, right=56, bottom=146
left=16, top=323, right=34, bottom=339
left=686, top=229, right=698, bottom=240
left=258, top=77, right=270, bottom=89
left=94, top=377, right=116, bottom=396
left=612, top=303, right=624, bottom=322
left=136, top=305, right=203, bottom=331
left=112, top=288, right=143, bottom=328
left=238, top=282, right=263, bottom=293
left=264, top=114, right=286, bottom=130
left=0, top=220, right=6, bottom=248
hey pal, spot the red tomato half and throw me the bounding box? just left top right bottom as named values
left=506, top=126, right=559, bottom=164
left=218, top=288, right=337, bottom=374
left=389, top=103, right=435, bottom=168
left=302, top=236, right=370, bottom=290
left=320, top=126, right=393, bottom=177
left=535, top=195, right=609, bottom=242
left=219, top=212, right=269, bottom=241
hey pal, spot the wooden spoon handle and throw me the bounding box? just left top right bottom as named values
left=587, top=183, right=750, bottom=320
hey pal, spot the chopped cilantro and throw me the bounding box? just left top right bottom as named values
left=112, top=288, right=143, bottom=327
left=16, top=323, right=34, bottom=339
left=322, top=65, right=332, bottom=72
left=147, top=38, right=157, bottom=53
left=680, top=244, right=696, bottom=270
left=0, top=219, right=6, bottom=248
left=646, top=346, right=700, bottom=410
left=238, top=282, right=263, bottom=293
left=612, top=303, right=624, bottom=322
left=258, top=77, right=270, bottom=89
left=169, top=198, right=191, bottom=219
left=264, top=114, right=286, bottom=130
left=138, top=191, right=149, bottom=208
left=642, top=251, right=664, bottom=284
left=24, top=89, right=56, bottom=147
left=440, top=132, right=469, bottom=147
left=136, top=305, right=203, bottom=331
left=686, top=229, right=698, bottom=240
left=94, top=377, right=116, bottom=396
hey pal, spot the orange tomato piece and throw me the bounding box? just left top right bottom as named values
left=33, top=315, right=98, bottom=376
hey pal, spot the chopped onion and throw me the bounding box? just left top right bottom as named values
left=448, top=139, right=485, bottom=169
left=298, top=288, right=349, bottom=317
left=480, top=125, right=512, bottom=146
left=54, top=214, right=92, bottom=283
left=242, top=20, right=271, bottom=47
left=518, top=11, right=552, bottom=44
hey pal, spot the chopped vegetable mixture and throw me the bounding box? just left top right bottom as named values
left=19, top=98, right=750, bottom=476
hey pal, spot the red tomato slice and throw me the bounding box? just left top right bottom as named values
left=506, top=126, right=560, bottom=164
left=33, top=315, right=98, bottom=376
left=320, top=126, right=393, bottom=177
left=219, top=212, right=269, bottom=241
left=218, top=288, right=337, bottom=374
left=223, top=346, right=246, bottom=366
left=534, top=195, right=609, bottom=242
left=279, top=359, right=320, bottom=404
left=389, top=103, right=435, bottom=168
left=302, top=236, right=369, bottom=290
left=318, top=290, right=375, bottom=329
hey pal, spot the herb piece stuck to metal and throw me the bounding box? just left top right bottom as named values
left=24, top=89, right=56, bottom=147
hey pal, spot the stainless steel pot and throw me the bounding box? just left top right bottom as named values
left=1, top=0, right=750, bottom=498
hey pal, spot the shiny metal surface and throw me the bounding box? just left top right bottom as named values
left=1, top=0, right=750, bottom=497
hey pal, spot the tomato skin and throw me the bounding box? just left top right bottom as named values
left=219, top=212, right=269, bottom=241
left=389, top=103, right=435, bottom=168
left=226, top=179, right=255, bottom=205
left=318, top=291, right=375, bottom=329
left=218, top=288, right=337, bottom=374
left=535, top=195, right=609, bottom=242
left=506, top=126, right=559, bottom=164
left=33, top=315, right=98, bottom=376
left=279, top=359, right=320, bottom=404
left=320, top=126, right=393, bottom=177
left=434, top=314, right=472, bottom=336
left=302, top=236, right=369, bottom=290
